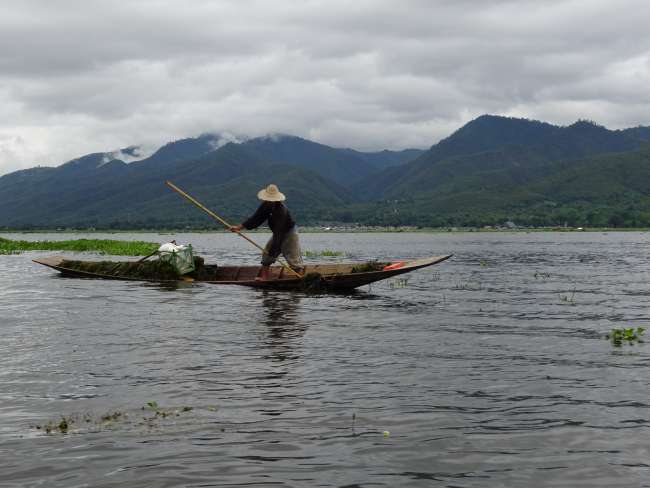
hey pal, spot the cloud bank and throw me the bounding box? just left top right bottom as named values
left=1, top=0, right=649, bottom=174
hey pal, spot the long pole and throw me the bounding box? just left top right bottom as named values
left=165, top=181, right=302, bottom=278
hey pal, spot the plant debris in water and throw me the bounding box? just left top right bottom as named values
left=606, top=327, right=645, bottom=346
left=389, top=277, right=409, bottom=289
left=304, top=249, right=345, bottom=258
left=351, top=261, right=387, bottom=273
left=33, top=403, right=213, bottom=435
left=0, top=237, right=158, bottom=256
left=34, top=411, right=121, bottom=435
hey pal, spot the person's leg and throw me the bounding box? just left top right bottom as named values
left=259, top=236, right=278, bottom=280
left=281, top=229, right=304, bottom=273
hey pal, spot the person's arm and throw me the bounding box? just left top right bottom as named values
left=240, top=202, right=271, bottom=231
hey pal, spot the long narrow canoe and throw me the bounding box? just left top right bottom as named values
left=33, top=254, right=452, bottom=291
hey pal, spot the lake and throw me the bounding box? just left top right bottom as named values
left=1, top=231, right=650, bottom=487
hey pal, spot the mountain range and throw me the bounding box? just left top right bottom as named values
left=2, top=115, right=650, bottom=229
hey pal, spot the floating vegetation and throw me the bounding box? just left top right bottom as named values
left=389, top=277, right=410, bottom=289
left=304, top=249, right=346, bottom=258
left=34, top=411, right=122, bottom=435
left=453, top=280, right=482, bottom=291
left=33, top=403, right=211, bottom=435
left=60, top=258, right=180, bottom=280
left=559, top=287, right=576, bottom=304
left=141, top=401, right=199, bottom=421
left=0, top=237, right=158, bottom=256
left=351, top=261, right=386, bottom=273
left=606, top=327, right=645, bottom=347
left=101, top=411, right=124, bottom=422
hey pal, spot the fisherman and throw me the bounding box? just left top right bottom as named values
left=230, top=184, right=304, bottom=280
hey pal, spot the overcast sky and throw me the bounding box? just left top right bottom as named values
left=1, top=0, right=649, bottom=175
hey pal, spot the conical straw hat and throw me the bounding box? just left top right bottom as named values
left=257, top=184, right=286, bottom=202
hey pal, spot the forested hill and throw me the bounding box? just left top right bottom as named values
left=2, top=116, right=650, bottom=229
left=0, top=134, right=422, bottom=228
left=353, top=115, right=650, bottom=200
left=343, top=116, right=650, bottom=228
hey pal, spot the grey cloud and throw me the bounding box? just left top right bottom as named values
left=1, top=0, right=650, bottom=174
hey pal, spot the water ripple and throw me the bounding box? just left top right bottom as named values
left=2, top=232, right=650, bottom=487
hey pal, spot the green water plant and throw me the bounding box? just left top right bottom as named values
left=606, top=327, right=645, bottom=347
left=0, top=237, right=158, bottom=256
left=303, top=249, right=345, bottom=258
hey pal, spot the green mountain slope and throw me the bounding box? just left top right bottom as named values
left=0, top=136, right=358, bottom=228
left=236, top=135, right=422, bottom=186
left=357, top=116, right=650, bottom=201
left=336, top=146, right=650, bottom=227
left=3, top=116, right=650, bottom=229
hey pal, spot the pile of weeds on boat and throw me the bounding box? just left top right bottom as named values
left=61, top=255, right=212, bottom=281
left=351, top=261, right=387, bottom=273
left=61, top=258, right=180, bottom=280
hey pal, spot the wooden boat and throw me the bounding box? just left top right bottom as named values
left=33, top=254, right=452, bottom=291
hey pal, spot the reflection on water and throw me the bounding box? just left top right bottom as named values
left=2, top=231, right=650, bottom=487
left=259, top=290, right=306, bottom=363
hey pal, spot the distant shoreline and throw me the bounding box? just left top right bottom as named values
left=2, top=227, right=649, bottom=234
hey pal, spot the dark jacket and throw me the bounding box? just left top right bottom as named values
left=242, top=202, right=296, bottom=256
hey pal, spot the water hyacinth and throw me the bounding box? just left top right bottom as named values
left=303, top=249, right=346, bottom=258
left=0, top=237, right=159, bottom=256
left=605, top=327, right=645, bottom=346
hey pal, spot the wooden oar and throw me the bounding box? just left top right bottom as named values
left=165, top=180, right=303, bottom=279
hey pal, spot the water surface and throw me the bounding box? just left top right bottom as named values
left=1, top=231, right=650, bottom=487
